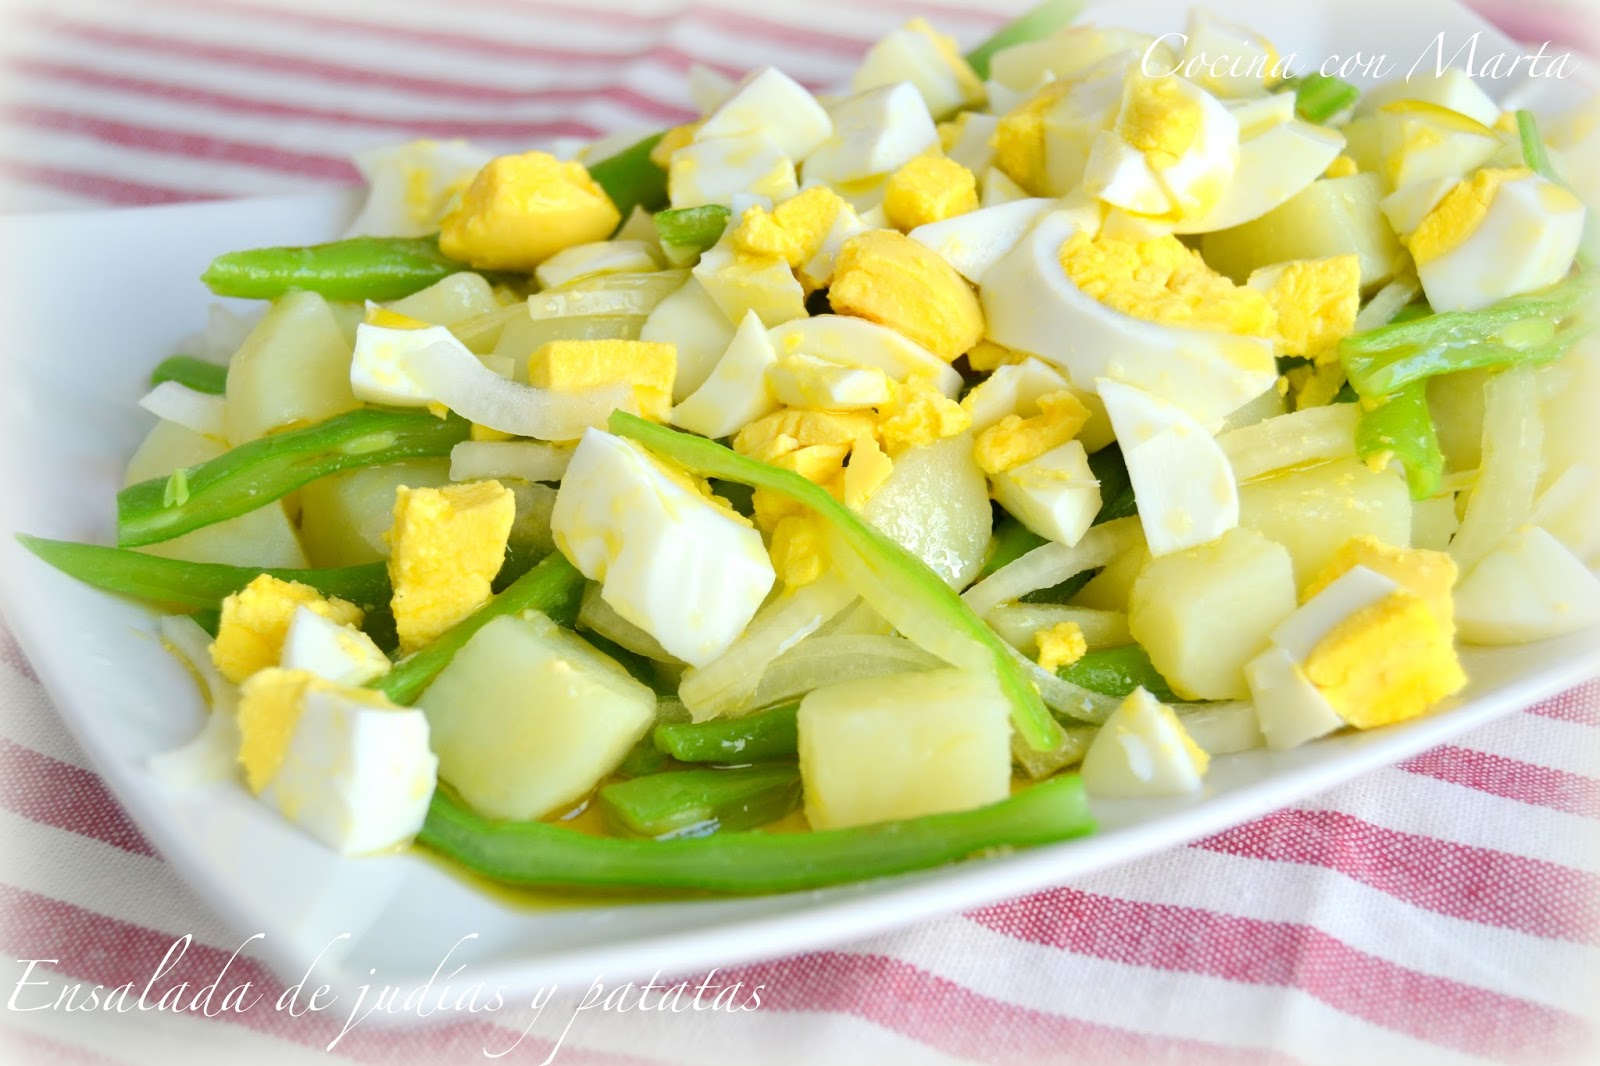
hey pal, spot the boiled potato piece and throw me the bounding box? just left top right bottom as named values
left=1069, top=543, right=1150, bottom=613
left=386, top=272, right=500, bottom=327
left=418, top=612, right=656, bottom=820
left=798, top=668, right=1011, bottom=829
left=1202, top=175, right=1407, bottom=291
left=297, top=459, right=452, bottom=567
left=1238, top=458, right=1412, bottom=588
left=124, top=420, right=305, bottom=568
left=1455, top=526, right=1600, bottom=645
left=862, top=432, right=991, bottom=590
left=225, top=291, right=359, bottom=443
left=1129, top=528, right=1297, bottom=701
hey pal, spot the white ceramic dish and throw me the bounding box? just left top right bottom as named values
left=2, top=0, right=1597, bottom=1007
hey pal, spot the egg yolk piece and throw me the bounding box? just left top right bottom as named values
left=440, top=151, right=621, bottom=272
left=210, top=575, right=364, bottom=685
left=1119, top=76, right=1204, bottom=170
left=1036, top=621, right=1088, bottom=672
left=829, top=229, right=985, bottom=361
left=973, top=389, right=1090, bottom=474
left=883, top=155, right=979, bottom=231
left=387, top=480, right=516, bottom=654
left=1302, top=589, right=1467, bottom=729
left=729, top=187, right=848, bottom=269
left=527, top=339, right=677, bottom=423
left=1409, top=167, right=1530, bottom=266
left=1058, top=231, right=1276, bottom=337
left=1303, top=535, right=1458, bottom=639
left=235, top=667, right=318, bottom=795
left=1250, top=255, right=1362, bottom=361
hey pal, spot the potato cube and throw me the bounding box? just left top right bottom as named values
left=1238, top=458, right=1413, bottom=589
left=224, top=290, right=359, bottom=444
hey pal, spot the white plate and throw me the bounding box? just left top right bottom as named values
left=1, top=0, right=1596, bottom=1007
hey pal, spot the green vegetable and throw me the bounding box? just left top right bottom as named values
left=1339, top=272, right=1597, bottom=399
left=15, top=535, right=389, bottom=614
left=1286, top=74, right=1360, bottom=123
left=618, top=739, right=671, bottom=778
left=1059, top=644, right=1177, bottom=703
left=599, top=765, right=801, bottom=838
left=587, top=132, right=669, bottom=222
left=655, top=204, right=731, bottom=256
left=1355, top=382, right=1443, bottom=500
left=201, top=235, right=466, bottom=302
left=983, top=512, right=1047, bottom=580
left=965, top=0, right=1085, bottom=80
left=1087, top=443, right=1136, bottom=523
left=418, top=773, right=1094, bottom=892
left=149, top=355, right=227, bottom=395
left=118, top=409, right=471, bottom=547
left=373, top=551, right=584, bottom=706
left=609, top=411, right=1064, bottom=753
left=653, top=701, right=800, bottom=764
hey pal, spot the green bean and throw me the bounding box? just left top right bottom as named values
left=587, top=132, right=669, bottom=222
left=201, top=235, right=466, bottom=302
left=982, top=513, right=1047, bottom=580
left=965, top=0, right=1085, bottom=80
left=653, top=702, right=800, bottom=764
left=418, top=774, right=1094, bottom=892
left=1286, top=74, right=1360, bottom=123
left=1088, top=442, right=1137, bottom=523
left=1059, top=644, right=1177, bottom=703
left=149, top=355, right=227, bottom=395
left=118, top=409, right=470, bottom=547
left=373, top=552, right=583, bottom=706
left=609, top=411, right=1063, bottom=754
left=1355, top=382, right=1444, bottom=500
left=655, top=204, right=731, bottom=257
left=15, top=535, right=390, bottom=614
left=599, top=765, right=801, bottom=838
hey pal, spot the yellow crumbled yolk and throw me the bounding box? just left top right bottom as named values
left=972, top=390, right=1090, bottom=474
left=235, top=668, right=318, bottom=795
left=527, top=339, right=677, bottom=423
left=1302, top=589, right=1467, bottom=729
left=1254, top=255, right=1362, bottom=361
left=1118, top=76, right=1203, bottom=171
left=210, top=575, right=364, bottom=685
left=1036, top=621, right=1088, bottom=672
left=1325, top=155, right=1360, bottom=178
left=993, top=81, right=1070, bottom=196
left=965, top=339, right=1028, bottom=371
left=1303, top=535, right=1458, bottom=638
left=877, top=377, right=971, bottom=451
left=729, top=187, right=847, bottom=269
left=882, top=155, right=979, bottom=231
left=649, top=122, right=701, bottom=169
left=736, top=409, right=878, bottom=529
left=842, top=434, right=894, bottom=510
left=1409, top=167, right=1531, bottom=266
left=830, top=229, right=985, bottom=361
left=439, top=151, right=621, bottom=272
left=1060, top=231, right=1277, bottom=337
left=387, top=480, right=516, bottom=653
left=769, top=512, right=830, bottom=587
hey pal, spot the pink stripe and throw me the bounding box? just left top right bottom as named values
left=0, top=626, right=39, bottom=682
left=0, top=740, right=154, bottom=857
left=968, top=888, right=1590, bottom=1062
left=0, top=1029, right=130, bottom=1066
left=0, top=157, right=214, bottom=206
left=1196, top=808, right=1600, bottom=945
left=0, top=885, right=663, bottom=1066
left=1399, top=745, right=1600, bottom=820
left=6, top=105, right=358, bottom=181
left=700, top=952, right=1293, bottom=1066
left=1525, top=682, right=1600, bottom=727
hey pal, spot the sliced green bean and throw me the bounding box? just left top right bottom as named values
left=1287, top=74, right=1360, bottom=123
left=656, top=205, right=731, bottom=256
left=587, top=132, right=669, bottom=222
left=149, top=355, right=227, bottom=395
left=653, top=702, right=800, bottom=764
left=202, top=235, right=466, bottom=302
left=418, top=774, right=1094, bottom=893
left=965, top=0, right=1084, bottom=80
left=1356, top=382, right=1443, bottom=500
left=983, top=512, right=1048, bottom=580
left=599, top=765, right=801, bottom=838
left=1088, top=442, right=1136, bottom=523
left=1059, top=644, right=1177, bottom=703
left=118, top=409, right=470, bottom=547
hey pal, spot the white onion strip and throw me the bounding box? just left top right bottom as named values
left=450, top=440, right=574, bottom=483
left=962, top=517, right=1143, bottom=618
left=746, top=634, right=944, bottom=712
left=407, top=340, right=628, bottom=440
left=139, top=382, right=227, bottom=440
left=1218, top=403, right=1360, bottom=483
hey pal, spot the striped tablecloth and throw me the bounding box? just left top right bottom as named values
left=1, top=1, right=1597, bottom=1063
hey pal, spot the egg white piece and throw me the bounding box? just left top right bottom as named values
left=802, top=83, right=938, bottom=187
left=640, top=276, right=737, bottom=400
left=943, top=112, right=1000, bottom=174
left=698, top=67, right=833, bottom=161
left=981, top=166, right=1031, bottom=207
left=1378, top=103, right=1501, bottom=189
left=692, top=243, right=808, bottom=328
left=1098, top=379, right=1239, bottom=557
left=990, top=439, right=1101, bottom=546
left=1380, top=177, right=1457, bottom=241
left=1182, top=9, right=1282, bottom=98
left=853, top=22, right=982, bottom=119
left=961, top=357, right=1072, bottom=433
left=345, top=139, right=491, bottom=239
left=769, top=354, right=894, bottom=409
left=1455, top=525, right=1600, bottom=644
left=1225, top=93, right=1297, bottom=138
left=263, top=687, right=438, bottom=856
left=1414, top=173, right=1585, bottom=312
left=552, top=429, right=776, bottom=667
left=139, top=382, right=227, bottom=441
left=1360, top=68, right=1501, bottom=128
left=350, top=321, right=463, bottom=406
left=687, top=63, right=737, bottom=113
left=279, top=607, right=390, bottom=687
left=671, top=310, right=781, bottom=439
left=797, top=200, right=871, bottom=290
left=1089, top=76, right=1241, bottom=220
left=1273, top=565, right=1401, bottom=660
left=1171, top=119, right=1344, bottom=233
left=534, top=240, right=659, bottom=290
left=1080, top=687, right=1208, bottom=799
left=981, top=211, right=1277, bottom=424
left=908, top=197, right=1055, bottom=284
left=669, top=131, right=797, bottom=210
left=768, top=314, right=963, bottom=397
left=1244, top=645, right=1346, bottom=750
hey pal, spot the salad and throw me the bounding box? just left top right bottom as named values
left=21, top=0, right=1600, bottom=896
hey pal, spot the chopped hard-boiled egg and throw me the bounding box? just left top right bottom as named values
left=769, top=354, right=894, bottom=410
left=882, top=155, right=979, bottom=231
left=1180, top=9, right=1282, bottom=98
left=1408, top=168, right=1585, bottom=312
left=1454, top=525, right=1600, bottom=644
left=387, top=480, right=516, bottom=654
left=1172, top=116, right=1345, bottom=234
left=1248, top=255, right=1362, bottom=360
left=1083, top=74, right=1240, bottom=224
left=279, top=606, right=390, bottom=686
left=829, top=229, right=985, bottom=361
left=350, top=313, right=465, bottom=408
left=1377, top=101, right=1502, bottom=190
left=802, top=83, right=939, bottom=188
left=670, top=132, right=798, bottom=210
left=1303, top=535, right=1458, bottom=639
left=439, top=151, right=621, bottom=271
left=990, top=439, right=1101, bottom=546
left=692, top=241, right=808, bottom=327
left=552, top=429, right=775, bottom=666
left=940, top=111, right=1000, bottom=174
left=1360, top=68, right=1501, bottom=129
left=527, top=338, right=677, bottom=423
left=972, top=390, right=1089, bottom=474
left=853, top=17, right=985, bottom=120
left=960, top=357, right=1073, bottom=433
left=729, top=187, right=849, bottom=270
left=346, top=139, right=491, bottom=239
left=671, top=310, right=781, bottom=439
left=236, top=669, right=436, bottom=855
left=769, top=314, right=963, bottom=397
left=639, top=276, right=736, bottom=400
left=696, top=67, right=833, bottom=160
left=1080, top=687, right=1209, bottom=798
left=210, top=575, right=364, bottom=685
left=909, top=197, right=1054, bottom=284
left=1035, top=620, right=1088, bottom=671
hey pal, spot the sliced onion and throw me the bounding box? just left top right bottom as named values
left=407, top=340, right=628, bottom=440
left=746, top=633, right=944, bottom=711
left=962, top=517, right=1143, bottom=617
left=678, top=574, right=856, bottom=720
left=1178, top=701, right=1264, bottom=755
left=139, top=382, right=227, bottom=440
left=1354, top=276, right=1422, bottom=332
left=578, top=583, right=682, bottom=664
left=1451, top=365, right=1543, bottom=571
left=1218, top=403, right=1360, bottom=483
left=526, top=270, right=688, bottom=320
left=450, top=440, right=574, bottom=483
left=1001, top=640, right=1120, bottom=724
left=984, top=604, right=1131, bottom=652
